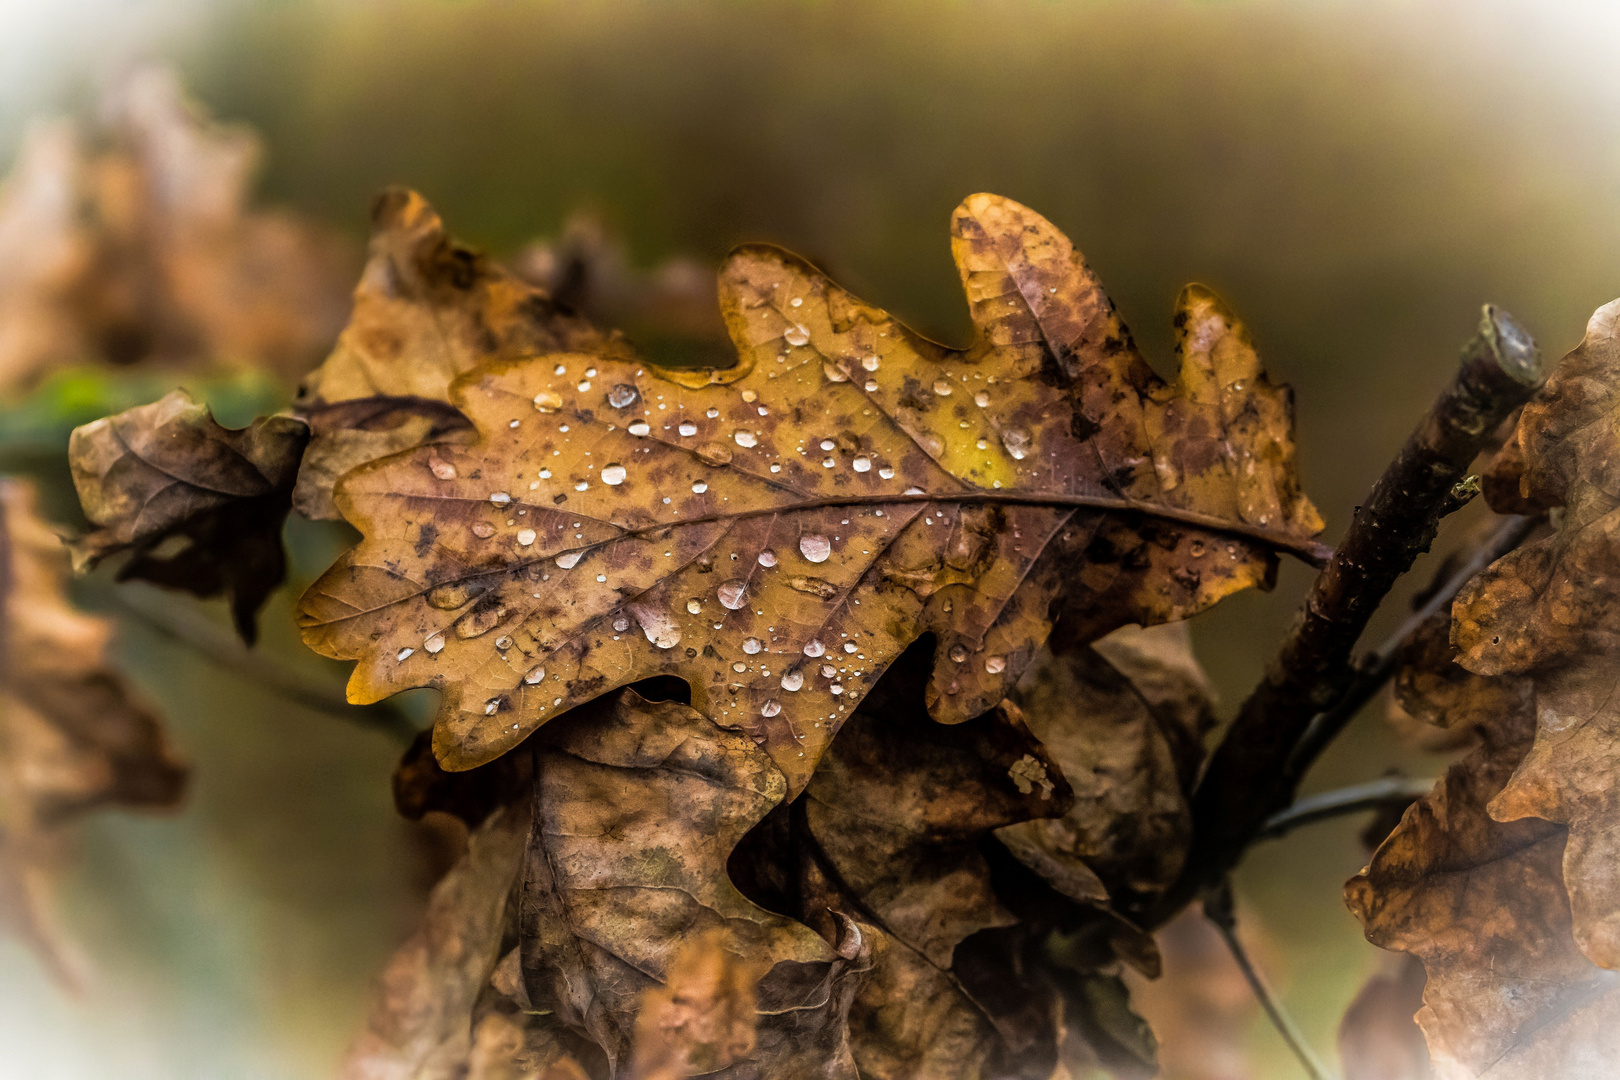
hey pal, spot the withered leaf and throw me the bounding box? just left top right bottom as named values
left=1345, top=662, right=1620, bottom=1077
left=298, top=192, right=1323, bottom=788
left=517, top=689, right=868, bottom=1077
left=1453, top=297, right=1620, bottom=975
left=290, top=188, right=610, bottom=521
left=996, top=622, right=1215, bottom=913
left=0, top=478, right=185, bottom=981
left=629, top=926, right=771, bottom=1080
left=69, top=389, right=309, bottom=642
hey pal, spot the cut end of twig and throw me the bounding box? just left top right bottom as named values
left=1479, top=304, right=1545, bottom=386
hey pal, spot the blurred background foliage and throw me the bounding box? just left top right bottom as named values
left=3, top=1, right=1620, bottom=1076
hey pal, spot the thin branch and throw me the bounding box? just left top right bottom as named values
left=1160, top=305, right=1546, bottom=927
left=1278, top=513, right=1538, bottom=786
left=1256, top=776, right=1438, bottom=842
left=107, top=585, right=418, bottom=744
left=1204, top=884, right=1337, bottom=1080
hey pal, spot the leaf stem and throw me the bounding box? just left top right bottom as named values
left=1162, top=305, right=1546, bottom=927
left=1255, top=776, right=1437, bottom=842
left=1204, top=884, right=1338, bottom=1080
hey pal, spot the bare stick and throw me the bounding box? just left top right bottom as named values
left=1204, top=884, right=1336, bottom=1080
left=1255, top=776, right=1437, bottom=842
left=1163, top=306, right=1545, bottom=925
left=107, top=585, right=418, bottom=744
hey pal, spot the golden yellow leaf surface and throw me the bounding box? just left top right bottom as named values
left=297, top=192, right=1323, bottom=786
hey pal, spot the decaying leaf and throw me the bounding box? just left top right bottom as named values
left=0, top=65, right=351, bottom=392
left=518, top=689, right=870, bottom=1077
left=1453, top=297, right=1620, bottom=974
left=68, top=389, right=309, bottom=642
left=629, top=926, right=771, bottom=1080
left=297, top=192, right=1323, bottom=788
left=1345, top=656, right=1620, bottom=1077
left=996, top=622, right=1215, bottom=914
left=0, top=478, right=186, bottom=980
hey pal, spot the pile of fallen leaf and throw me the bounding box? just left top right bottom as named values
left=46, top=160, right=1620, bottom=1079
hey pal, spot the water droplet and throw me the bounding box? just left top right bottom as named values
left=553, top=364, right=567, bottom=376
left=425, top=633, right=446, bottom=654
left=630, top=604, right=681, bottom=649
left=1002, top=429, right=1032, bottom=460
left=932, top=379, right=953, bottom=396
left=852, top=457, right=871, bottom=473
left=821, top=664, right=837, bottom=678
left=596, top=574, right=607, bottom=583
left=743, top=637, right=763, bottom=654
left=904, top=486, right=925, bottom=495
left=613, top=616, right=631, bottom=632
left=789, top=296, right=803, bottom=308
left=602, top=464, right=627, bottom=485
left=608, top=384, right=638, bottom=409
left=687, top=598, right=704, bottom=615
left=577, top=381, right=592, bottom=392
left=628, top=420, right=651, bottom=437
left=843, top=642, right=857, bottom=653
left=532, top=390, right=563, bottom=412
left=974, top=391, right=990, bottom=408
left=823, top=362, right=848, bottom=383
left=761, top=699, right=782, bottom=717
left=830, top=683, right=844, bottom=696
left=785, top=324, right=810, bottom=346
left=781, top=670, right=803, bottom=692
left=803, top=640, right=825, bottom=657
left=949, top=644, right=968, bottom=663
left=861, top=355, right=881, bottom=372
left=472, top=523, right=495, bottom=538
left=428, top=456, right=457, bottom=479
left=696, top=442, right=732, bottom=466
left=734, top=431, right=758, bottom=448
left=555, top=552, right=581, bottom=569
left=879, top=467, right=896, bottom=480
left=702, top=407, right=719, bottom=420
left=741, top=389, right=758, bottom=403
left=984, top=655, right=1007, bottom=674
left=495, top=635, right=513, bottom=650
left=864, top=379, right=879, bottom=392
left=396, top=647, right=414, bottom=661
left=717, top=581, right=748, bottom=610
left=539, top=468, right=552, bottom=479
left=757, top=549, right=778, bottom=567
left=692, top=481, right=709, bottom=494
left=822, top=457, right=835, bottom=468
left=733, top=662, right=748, bottom=673
left=800, top=534, right=831, bottom=563
left=485, top=698, right=502, bottom=716
left=525, top=666, right=546, bottom=684
left=678, top=421, right=698, bottom=437
left=574, top=481, right=589, bottom=491
left=490, top=492, right=511, bottom=506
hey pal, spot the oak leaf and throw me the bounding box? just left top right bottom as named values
left=297, top=192, right=1323, bottom=787
left=68, top=389, right=309, bottom=642
left=516, top=689, right=870, bottom=1077
left=0, top=478, right=185, bottom=982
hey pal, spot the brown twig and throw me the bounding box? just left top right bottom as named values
left=1160, top=305, right=1546, bottom=926
left=1254, top=775, right=1438, bottom=842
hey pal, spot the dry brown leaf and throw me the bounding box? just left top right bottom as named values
left=997, top=622, right=1215, bottom=913
left=629, top=926, right=770, bottom=1080
left=297, top=192, right=1322, bottom=789
left=517, top=689, right=869, bottom=1077
left=68, top=390, right=309, bottom=641
left=0, top=478, right=185, bottom=981
left=1345, top=664, right=1620, bottom=1077
left=1453, top=297, right=1620, bottom=972
left=0, top=66, right=351, bottom=392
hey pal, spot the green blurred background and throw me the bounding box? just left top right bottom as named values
left=4, top=1, right=1620, bottom=1076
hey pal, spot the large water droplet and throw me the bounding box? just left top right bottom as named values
left=490, top=492, right=512, bottom=506
left=678, top=421, right=698, bottom=437
left=494, top=635, right=513, bottom=650
left=733, top=662, right=748, bottom=673
left=761, top=699, right=782, bottom=717
left=820, top=664, right=837, bottom=678
left=823, top=362, right=848, bottom=383
left=803, top=640, right=825, bottom=657
left=757, top=549, right=778, bottom=568
left=686, top=598, right=704, bottom=614
left=984, top=655, right=1007, bottom=674
left=949, top=644, right=968, bottom=663
left=878, top=466, right=895, bottom=480
left=472, top=523, right=495, bottom=538
left=608, top=384, right=638, bottom=409
left=974, top=391, right=990, bottom=408
left=852, top=457, right=871, bottom=473
left=425, top=633, right=446, bottom=654
left=784, top=324, right=810, bottom=346
left=601, top=464, right=627, bottom=485
left=733, top=431, right=758, bottom=448
left=717, top=581, right=748, bottom=610
left=524, top=666, right=546, bottom=684
left=555, top=551, right=581, bottom=569
left=692, top=481, right=709, bottom=494
left=532, top=390, right=563, bottom=412
left=517, top=528, right=536, bottom=546
left=396, top=647, right=414, bottom=661
left=630, top=604, right=681, bottom=649
left=1002, top=429, right=1031, bottom=460
left=829, top=683, right=845, bottom=696
left=428, top=456, right=457, bottom=480
left=742, top=637, right=763, bottom=655
left=780, top=670, right=804, bottom=692
left=695, top=443, right=732, bottom=466
left=613, top=615, right=631, bottom=632
left=800, top=534, right=831, bottom=563
left=428, top=582, right=486, bottom=610
left=861, top=355, right=881, bottom=372
left=484, top=697, right=503, bottom=716
left=628, top=420, right=651, bottom=437
left=932, top=379, right=953, bottom=396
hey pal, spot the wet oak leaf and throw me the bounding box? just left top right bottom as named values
left=1346, top=666, right=1620, bottom=1077
left=1453, top=297, right=1620, bottom=971
left=297, top=193, right=1323, bottom=787
left=68, top=389, right=309, bottom=642
left=517, top=689, right=869, bottom=1078
left=0, top=478, right=185, bottom=982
